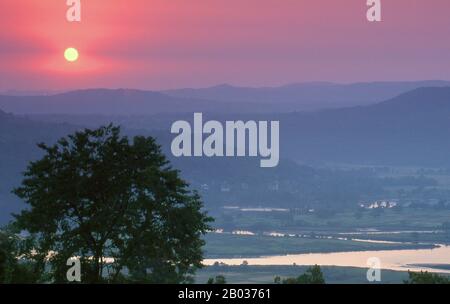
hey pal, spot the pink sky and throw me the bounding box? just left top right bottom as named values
left=1, top=0, right=450, bottom=90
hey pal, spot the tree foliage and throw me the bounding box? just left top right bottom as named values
left=207, top=275, right=227, bottom=284
left=404, top=271, right=450, bottom=284
left=275, top=265, right=325, bottom=284
left=0, top=227, right=39, bottom=283
left=13, top=125, right=212, bottom=283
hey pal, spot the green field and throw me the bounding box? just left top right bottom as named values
left=213, top=208, right=450, bottom=232
left=214, top=208, right=450, bottom=233
left=203, top=233, right=435, bottom=258
left=291, top=209, right=450, bottom=230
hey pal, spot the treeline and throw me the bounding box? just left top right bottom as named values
left=204, top=265, right=450, bottom=285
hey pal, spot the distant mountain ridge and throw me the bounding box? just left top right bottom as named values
left=0, top=89, right=209, bottom=115
left=371, top=86, right=450, bottom=110
left=163, top=81, right=450, bottom=110
left=0, top=88, right=289, bottom=115
left=1, top=81, right=450, bottom=115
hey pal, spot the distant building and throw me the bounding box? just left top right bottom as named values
left=232, top=230, right=255, bottom=236
left=263, top=232, right=285, bottom=237
left=360, top=200, right=398, bottom=209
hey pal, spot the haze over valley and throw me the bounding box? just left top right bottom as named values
left=2, top=82, right=450, bottom=282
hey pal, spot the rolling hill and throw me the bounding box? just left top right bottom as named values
left=0, top=89, right=272, bottom=115
left=280, top=87, right=450, bottom=165
left=164, top=81, right=450, bottom=111
left=2, top=81, right=450, bottom=115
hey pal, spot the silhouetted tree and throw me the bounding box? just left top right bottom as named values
left=0, top=231, right=8, bottom=282
left=0, top=227, right=39, bottom=283
left=275, top=265, right=325, bottom=284
left=404, top=271, right=450, bottom=284
left=13, top=125, right=212, bottom=283
left=207, top=275, right=227, bottom=284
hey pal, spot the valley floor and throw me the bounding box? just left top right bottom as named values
left=195, top=265, right=411, bottom=284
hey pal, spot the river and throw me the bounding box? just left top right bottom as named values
left=204, top=244, right=450, bottom=274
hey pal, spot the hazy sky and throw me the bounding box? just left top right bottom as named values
left=1, top=0, right=450, bottom=90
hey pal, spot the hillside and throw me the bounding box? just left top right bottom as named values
left=0, top=89, right=272, bottom=115
left=2, top=81, right=450, bottom=115
left=281, top=87, right=450, bottom=165
left=164, top=81, right=450, bottom=110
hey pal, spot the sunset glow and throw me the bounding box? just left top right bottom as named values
left=1, top=0, right=450, bottom=90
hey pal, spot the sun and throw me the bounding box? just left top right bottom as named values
left=64, top=47, right=79, bottom=62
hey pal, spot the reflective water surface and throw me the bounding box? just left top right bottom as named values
left=204, top=245, right=450, bottom=274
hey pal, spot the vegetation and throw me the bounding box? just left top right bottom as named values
left=274, top=265, right=325, bottom=284
left=203, top=233, right=435, bottom=258
left=207, top=275, right=227, bottom=284
left=0, top=228, right=39, bottom=283
left=213, top=208, right=450, bottom=233
left=9, top=125, right=212, bottom=283
left=199, top=265, right=450, bottom=284
left=404, top=271, right=450, bottom=284
left=196, top=265, right=412, bottom=284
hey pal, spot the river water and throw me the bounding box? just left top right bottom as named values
left=204, top=244, right=450, bottom=274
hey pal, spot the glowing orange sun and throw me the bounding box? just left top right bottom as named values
left=64, top=47, right=79, bottom=62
